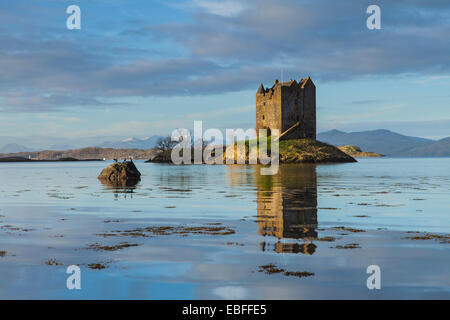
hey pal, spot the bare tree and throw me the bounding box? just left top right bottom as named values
left=155, top=129, right=191, bottom=153
left=155, top=136, right=176, bottom=152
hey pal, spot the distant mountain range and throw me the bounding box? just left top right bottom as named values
left=402, top=137, right=450, bottom=157
left=318, top=129, right=450, bottom=157
left=0, top=136, right=163, bottom=154
left=1, top=131, right=448, bottom=157
left=0, top=143, right=35, bottom=153
left=98, top=136, right=162, bottom=149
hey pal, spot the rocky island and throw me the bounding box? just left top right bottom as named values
left=148, top=78, right=356, bottom=164
left=223, top=138, right=355, bottom=164
left=147, top=138, right=355, bottom=164
left=337, top=145, right=384, bottom=158
left=98, top=161, right=141, bottom=186
left=278, top=139, right=356, bottom=163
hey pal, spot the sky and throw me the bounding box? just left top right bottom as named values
left=1, top=0, right=450, bottom=148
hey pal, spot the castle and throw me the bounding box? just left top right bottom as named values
left=256, top=77, right=316, bottom=140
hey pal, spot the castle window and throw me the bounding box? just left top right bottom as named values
left=262, top=115, right=265, bottom=120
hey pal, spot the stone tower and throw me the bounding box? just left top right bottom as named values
left=256, top=77, right=316, bottom=140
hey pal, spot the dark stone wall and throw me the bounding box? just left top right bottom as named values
left=302, top=81, right=316, bottom=140
left=256, top=78, right=316, bottom=140
left=280, top=86, right=301, bottom=132
left=256, top=86, right=282, bottom=135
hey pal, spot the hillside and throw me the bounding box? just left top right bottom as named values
left=0, top=147, right=157, bottom=160
left=402, top=137, right=450, bottom=157
left=317, top=129, right=444, bottom=156
left=99, top=136, right=162, bottom=149
left=0, top=143, right=34, bottom=153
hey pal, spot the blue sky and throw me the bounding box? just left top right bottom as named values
left=1, top=0, right=450, bottom=147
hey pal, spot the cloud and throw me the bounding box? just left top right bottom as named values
left=0, top=90, right=115, bottom=112
left=36, top=114, right=57, bottom=120
left=154, top=0, right=450, bottom=76
left=412, top=75, right=450, bottom=84
left=350, top=99, right=384, bottom=105
left=322, top=104, right=405, bottom=124
left=192, top=0, right=245, bottom=17
left=58, top=104, right=254, bottom=138
left=1, top=0, right=450, bottom=113
left=63, top=117, right=81, bottom=123
left=186, top=105, right=253, bottom=120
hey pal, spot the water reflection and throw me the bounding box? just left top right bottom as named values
left=226, top=165, right=318, bottom=253
left=256, top=165, right=317, bottom=236
left=99, top=178, right=139, bottom=199
left=260, top=241, right=317, bottom=255
left=255, top=165, right=318, bottom=254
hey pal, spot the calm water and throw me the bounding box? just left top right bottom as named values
left=0, top=158, right=449, bottom=299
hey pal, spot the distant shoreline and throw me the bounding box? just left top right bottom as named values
left=0, top=147, right=157, bottom=162
left=0, top=156, right=104, bottom=163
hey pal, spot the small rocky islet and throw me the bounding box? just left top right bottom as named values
left=337, top=145, right=384, bottom=158
left=98, top=161, right=141, bottom=185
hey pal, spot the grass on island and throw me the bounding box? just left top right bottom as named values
left=233, top=137, right=356, bottom=163
left=338, top=145, right=384, bottom=158
left=279, top=138, right=356, bottom=163
left=149, top=137, right=356, bottom=164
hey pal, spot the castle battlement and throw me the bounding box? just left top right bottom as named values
left=256, top=77, right=316, bottom=140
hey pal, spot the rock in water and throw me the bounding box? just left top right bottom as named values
left=98, top=162, right=141, bottom=184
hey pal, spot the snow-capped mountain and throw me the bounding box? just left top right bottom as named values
left=99, top=136, right=162, bottom=149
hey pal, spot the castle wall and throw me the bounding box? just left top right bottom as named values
left=280, top=86, right=302, bottom=133
left=302, top=81, right=316, bottom=140
left=256, top=77, right=316, bottom=140
left=256, top=87, right=281, bottom=135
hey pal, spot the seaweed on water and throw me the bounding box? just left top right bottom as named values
left=332, top=226, right=365, bottom=233
left=332, top=243, right=361, bottom=249
left=88, top=263, right=107, bottom=270
left=403, top=233, right=450, bottom=244
left=258, top=263, right=314, bottom=278
left=86, top=242, right=139, bottom=251
left=45, top=258, right=64, bottom=266
left=94, top=224, right=236, bottom=238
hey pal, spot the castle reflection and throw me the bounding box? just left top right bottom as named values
left=228, top=164, right=318, bottom=254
